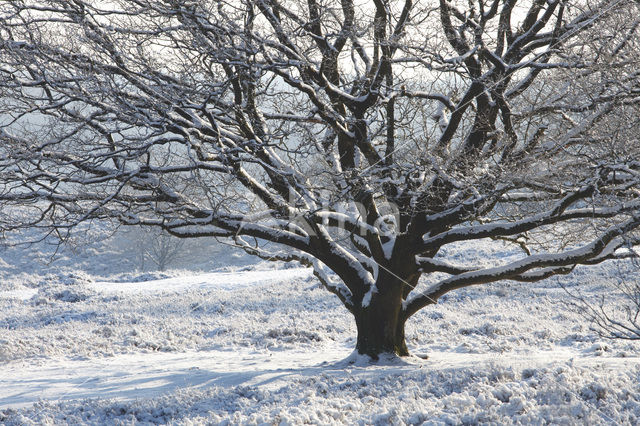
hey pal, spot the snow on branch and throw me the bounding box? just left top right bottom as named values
left=418, top=195, right=640, bottom=254
left=404, top=215, right=640, bottom=319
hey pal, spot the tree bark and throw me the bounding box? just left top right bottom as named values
left=353, top=288, right=409, bottom=359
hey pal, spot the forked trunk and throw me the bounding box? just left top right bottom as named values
left=353, top=291, right=409, bottom=359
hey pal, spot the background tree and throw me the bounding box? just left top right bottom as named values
left=145, top=230, right=186, bottom=272
left=123, top=227, right=187, bottom=272
left=1, top=0, right=640, bottom=359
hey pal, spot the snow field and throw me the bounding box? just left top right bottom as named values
left=0, top=259, right=639, bottom=424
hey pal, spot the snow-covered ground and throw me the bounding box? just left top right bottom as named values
left=1, top=240, right=639, bottom=424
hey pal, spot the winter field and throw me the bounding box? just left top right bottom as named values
left=1, top=237, right=639, bottom=425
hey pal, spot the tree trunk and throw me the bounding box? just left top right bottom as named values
left=354, top=291, right=409, bottom=359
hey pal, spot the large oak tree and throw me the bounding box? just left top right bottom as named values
left=1, top=0, right=640, bottom=358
